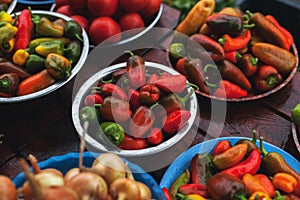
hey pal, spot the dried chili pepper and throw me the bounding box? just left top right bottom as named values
left=118, top=134, right=148, bottom=150
left=218, top=30, right=251, bottom=52
left=162, top=109, right=191, bottom=134
left=272, top=173, right=297, bottom=193
left=253, top=65, right=282, bottom=92
left=224, top=50, right=241, bottom=63
left=177, top=183, right=207, bottom=197
left=129, top=106, right=155, bottom=138
left=190, top=153, right=215, bottom=185
left=125, top=50, right=145, bottom=87
left=170, top=169, right=190, bottom=200
left=212, top=140, right=231, bottom=157
left=14, top=9, right=32, bottom=51
left=237, top=53, right=258, bottom=77
left=139, top=84, right=161, bottom=105
left=93, top=83, right=127, bottom=101
left=213, top=80, right=248, bottom=99
left=242, top=173, right=270, bottom=196
left=154, top=74, right=187, bottom=93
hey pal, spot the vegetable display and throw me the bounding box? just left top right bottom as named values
left=169, top=6, right=297, bottom=100
left=164, top=133, right=300, bottom=200
left=0, top=9, right=84, bottom=98
left=78, top=52, right=194, bottom=150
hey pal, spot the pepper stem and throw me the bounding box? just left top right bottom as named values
left=186, top=82, right=199, bottom=91
left=124, top=50, right=135, bottom=57
left=180, top=88, right=194, bottom=105
left=218, top=37, right=226, bottom=46
left=249, top=57, right=258, bottom=66
left=0, top=78, right=11, bottom=89
left=266, top=75, right=279, bottom=88
left=252, top=129, right=257, bottom=143
left=259, top=136, right=268, bottom=157
left=235, top=191, right=248, bottom=200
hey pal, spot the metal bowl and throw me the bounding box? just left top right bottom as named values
left=6, top=0, right=17, bottom=14
left=13, top=152, right=165, bottom=199
left=0, top=10, right=89, bottom=104
left=72, top=62, right=198, bottom=171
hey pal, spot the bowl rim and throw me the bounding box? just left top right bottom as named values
left=6, top=0, right=17, bottom=14
left=167, top=43, right=299, bottom=102
left=72, top=61, right=198, bottom=157
left=0, top=10, right=89, bottom=104
left=17, top=0, right=54, bottom=5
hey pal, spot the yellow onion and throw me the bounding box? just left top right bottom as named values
left=0, top=175, right=18, bottom=200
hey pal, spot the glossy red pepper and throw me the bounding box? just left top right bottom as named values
left=118, top=134, right=148, bottom=150
left=178, top=183, right=207, bottom=197
left=147, top=127, right=163, bottom=145
left=212, top=140, right=231, bottom=157
left=155, top=74, right=187, bottom=93
left=237, top=53, right=258, bottom=77
left=84, top=93, right=103, bottom=106
left=253, top=65, right=282, bottom=92
left=218, top=30, right=252, bottom=52
left=224, top=51, right=241, bottom=63
left=138, top=84, right=161, bottom=105
left=128, top=89, right=141, bottom=111
left=222, top=148, right=261, bottom=179
left=163, top=109, right=191, bottom=134
left=175, top=57, right=187, bottom=75
left=94, top=83, right=128, bottom=101
left=254, top=174, right=276, bottom=197
left=14, top=9, right=33, bottom=51
left=125, top=51, right=146, bottom=87
left=147, top=73, right=159, bottom=84
left=162, top=187, right=171, bottom=200
left=214, top=80, right=248, bottom=99
left=242, top=173, right=270, bottom=196
left=129, top=106, right=155, bottom=138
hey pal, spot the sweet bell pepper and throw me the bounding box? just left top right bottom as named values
left=64, top=20, right=83, bottom=41
left=25, top=54, right=45, bottom=74
left=212, top=140, right=231, bottom=157
left=138, top=84, right=161, bottom=105
left=249, top=191, right=271, bottom=200
left=254, top=174, right=275, bottom=197
left=84, top=93, right=103, bottom=106
left=35, top=17, right=64, bottom=38
left=253, top=65, right=282, bottom=92
left=45, top=53, right=71, bottom=80
left=65, top=40, right=81, bottom=65
left=100, top=122, right=124, bottom=146
left=1, top=37, right=15, bottom=53
left=0, top=73, right=19, bottom=93
left=163, top=109, right=191, bottom=134
left=35, top=40, right=65, bottom=57
left=12, top=49, right=29, bottom=66
left=93, top=83, right=128, bottom=101
left=272, top=172, right=297, bottom=193
left=224, top=51, right=241, bottom=63
left=118, top=134, right=148, bottom=150
left=125, top=51, right=146, bottom=88
left=242, top=174, right=270, bottom=196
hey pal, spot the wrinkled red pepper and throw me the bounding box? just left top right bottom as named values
left=213, top=80, right=248, bottom=99
left=129, top=106, right=155, bottom=138
left=139, top=84, right=161, bottom=105
left=125, top=51, right=146, bottom=87
left=163, top=109, right=191, bottom=134
left=253, top=65, right=282, bottom=92
left=14, top=9, right=33, bottom=51
left=94, top=83, right=128, bottom=101
left=238, top=53, right=258, bottom=77
left=212, top=140, right=231, bottom=157
left=218, top=29, right=251, bottom=51
left=128, top=89, right=141, bottom=111
left=155, top=74, right=187, bottom=93
left=178, top=183, right=207, bottom=197
left=224, top=51, right=241, bottom=63
left=222, top=148, right=261, bottom=179
left=118, top=134, right=148, bottom=150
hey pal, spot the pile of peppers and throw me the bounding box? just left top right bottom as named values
left=169, top=7, right=297, bottom=99
left=163, top=131, right=300, bottom=200
left=0, top=9, right=83, bottom=97
left=79, top=51, right=193, bottom=150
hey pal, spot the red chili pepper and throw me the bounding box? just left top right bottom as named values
left=175, top=57, right=187, bottom=75
left=237, top=53, right=258, bottom=77
left=253, top=65, right=282, bottom=92
left=129, top=106, right=155, bottom=138
left=163, top=109, right=191, bottom=134
left=222, top=148, right=261, bottom=179
left=14, top=9, right=33, bottom=51
left=155, top=74, right=187, bottom=93
left=213, top=80, right=248, bottom=99
left=147, top=127, right=163, bottom=145
left=84, top=93, right=103, bottom=106
left=118, top=134, right=148, bottom=150
left=254, top=174, right=276, bottom=197
left=178, top=183, right=207, bottom=197
left=218, top=30, right=251, bottom=52
left=162, top=187, right=172, bottom=200
left=125, top=51, right=146, bottom=87
left=128, top=89, right=141, bottom=111
left=224, top=51, right=241, bottom=63
left=147, top=73, right=159, bottom=84
left=265, top=15, right=294, bottom=49
left=212, top=140, right=232, bottom=157
left=139, top=84, right=161, bottom=105
left=94, top=83, right=128, bottom=101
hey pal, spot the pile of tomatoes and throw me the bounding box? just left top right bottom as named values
left=55, top=0, right=162, bottom=45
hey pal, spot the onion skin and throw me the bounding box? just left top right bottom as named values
left=0, top=175, right=18, bottom=200
left=43, top=186, right=79, bottom=200
left=136, top=182, right=152, bottom=200
left=64, top=168, right=80, bottom=183
left=92, top=153, right=126, bottom=185
left=110, top=178, right=141, bottom=200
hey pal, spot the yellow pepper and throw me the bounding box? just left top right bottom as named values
left=12, top=49, right=29, bottom=66
left=249, top=191, right=271, bottom=200
left=186, top=194, right=206, bottom=200
left=1, top=38, right=15, bottom=53
left=272, top=172, right=297, bottom=193
left=0, top=11, right=12, bottom=23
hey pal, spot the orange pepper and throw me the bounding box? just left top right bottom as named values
left=272, top=173, right=297, bottom=193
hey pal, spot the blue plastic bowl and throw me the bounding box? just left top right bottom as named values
left=13, top=152, right=165, bottom=200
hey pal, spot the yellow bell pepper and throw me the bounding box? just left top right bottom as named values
left=13, top=49, right=30, bottom=66
left=249, top=191, right=271, bottom=200
left=0, top=11, right=12, bottom=23
left=186, top=194, right=206, bottom=200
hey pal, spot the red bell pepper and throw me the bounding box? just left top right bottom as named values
left=224, top=51, right=241, bottom=63
left=155, top=74, right=187, bottom=93
left=138, top=84, right=161, bottom=105
left=93, top=83, right=128, bottom=101
left=14, top=9, right=33, bottom=51
left=118, top=134, right=148, bottom=150
left=125, top=51, right=146, bottom=87
left=212, top=140, right=231, bottom=157
left=163, top=109, right=191, bottom=134
left=218, top=29, right=251, bottom=52
left=213, top=80, right=248, bottom=99
left=178, top=183, right=207, bottom=197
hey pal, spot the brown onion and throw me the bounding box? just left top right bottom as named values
left=0, top=175, right=18, bottom=200
left=136, top=182, right=152, bottom=200
left=110, top=178, right=141, bottom=200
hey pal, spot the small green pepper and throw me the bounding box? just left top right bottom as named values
left=100, top=122, right=124, bottom=146
left=25, top=54, right=45, bottom=74
left=169, top=42, right=186, bottom=59
left=45, top=53, right=71, bottom=80
left=64, top=20, right=83, bottom=41
left=291, top=103, right=300, bottom=126
left=79, top=106, right=99, bottom=122
left=35, top=40, right=65, bottom=57
left=36, top=17, right=64, bottom=38
left=27, top=37, right=70, bottom=53
left=65, top=40, right=81, bottom=65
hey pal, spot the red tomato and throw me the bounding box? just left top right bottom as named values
left=119, top=0, right=146, bottom=12
left=147, top=128, right=163, bottom=145
left=118, top=134, right=148, bottom=150
left=140, top=0, right=162, bottom=18
left=87, top=0, right=118, bottom=17
left=89, top=17, right=121, bottom=45
left=56, top=5, right=73, bottom=16
left=68, top=0, right=87, bottom=13
left=119, top=12, right=144, bottom=32
left=55, top=0, right=68, bottom=8
left=71, top=15, right=90, bottom=32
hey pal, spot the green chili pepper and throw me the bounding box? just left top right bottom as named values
left=64, top=20, right=83, bottom=42
left=170, top=169, right=190, bottom=200
left=36, top=17, right=64, bottom=38
left=27, top=37, right=70, bottom=53
left=79, top=106, right=99, bottom=122
left=100, top=122, right=124, bottom=146
left=65, top=40, right=81, bottom=65
left=169, top=42, right=186, bottom=59
left=25, top=54, right=46, bottom=74
left=291, top=103, right=300, bottom=126
left=35, top=40, right=65, bottom=57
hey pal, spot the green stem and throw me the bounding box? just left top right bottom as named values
left=186, top=82, right=199, bottom=91
left=0, top=78, right=11, bottom=89
left=266, top=75, right=279, bottom=88
left=259, top=136, right=268, bottom=157
left=124, top=50, right=134, bottom=57
left=252, top=130, right=257, bottom=143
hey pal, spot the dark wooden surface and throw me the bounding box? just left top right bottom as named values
left=0, top=3, right=299, bottom=186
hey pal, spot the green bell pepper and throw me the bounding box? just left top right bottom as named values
left=64, top=20, right=83, bottom=41
left=25, top=54, right=45, bottom=74
left=35, top=40, right=65, bottom=57
left=100, top=122, right=124, bottom=146
left=35, top=17, right=64, bottom=38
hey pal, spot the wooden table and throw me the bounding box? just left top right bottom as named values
left=0, top=3, right=299, bottom=186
